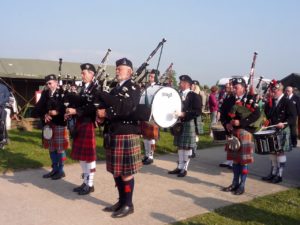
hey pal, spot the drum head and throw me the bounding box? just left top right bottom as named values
left=43, top=125, right=53, bottom=140
left=151, top=87, right=182, bottom=128
left=254, top=129, right=275, bottom=135
left=139, top=85, right=162, bottom=105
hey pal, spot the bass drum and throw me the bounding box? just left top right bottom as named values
left=140, top=85, right=182, bottom=128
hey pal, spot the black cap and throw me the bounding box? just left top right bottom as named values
left=45, top=74, right=57, bottom=83
left=179, top=75, right=193, bottom=85
left=80, top=63, right=96, bottom=74
left=116, top=58, right=133, bottom=69
left=231, top=77, right=246, bottom=87
left=193, top=80, right=200, bottom=86
left=150, top=69, right=160, bottom=76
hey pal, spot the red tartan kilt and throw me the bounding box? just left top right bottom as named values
left=141, top=121, right=159, bottom=139
left=43, top=125, right=69, bottom=152
left=71, top=120, right=96, bottom=162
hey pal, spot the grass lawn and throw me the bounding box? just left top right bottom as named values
left=173, top=188, right=300, bottom=225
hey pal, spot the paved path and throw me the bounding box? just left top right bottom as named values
left=0, top=146, right=299, bottom=225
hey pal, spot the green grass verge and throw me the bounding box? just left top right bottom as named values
left=173, top=188, right=300, bottom=225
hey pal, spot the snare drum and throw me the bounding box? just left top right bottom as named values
left=253, top=129, right=280, bottom=155
left=140, top=85, right=182, bottom=128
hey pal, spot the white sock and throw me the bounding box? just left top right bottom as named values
left=79, top=161, right=87, bottom=184
left=270, top=154, right=278, bottom=175
left=277, top=155, right=286, bottom=177
left=183, top=149, right=192, bottom=171
left=178, top=150, right=184, bottom=169
left=143, top=139, right=150, bottom=157
left=86, top=161, right=96, bottom=187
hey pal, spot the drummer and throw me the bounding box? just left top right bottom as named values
left=141, top=69, right=160, bottom=165
left=262, top=80, right=297, bottom=184
left=168, top=75, right=201, bottom=177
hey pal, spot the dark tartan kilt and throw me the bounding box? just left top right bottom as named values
left=277, top=126, right=292, bottom=152
left=226, top=128, right=254, bottom=164
left=173, top=120, right=196, bottom=149
left=71, top=120, right=96, bottom=162
left=105, top=134, right=142, bottom=176
left=195, top=115, right=204, bottom=135
left=43, top=124, right=69, bottom=153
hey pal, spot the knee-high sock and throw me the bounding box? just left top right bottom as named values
left=86, top=161, right=96, bottom=187
left=277, top=155, right=286, bottom=177
left=123, top=178, right=134, bottom=207
left=57, top=151, right=66, bottom=173
left=270, top=154, right=278, bottom=175
left=183, top=149, right=192, bottom=171
left=49, top=151, right=58, bottom=172
left=149, top=139, right=155, bottom=159
left=79, top=161, right=87, bottom=184
left=232, top=163, right=240, bottom=187
left=114, top=176, right=123, bottom=203
left=143, top=139, right=150, bottom=157
left=239, top=164, right=248, bottom=189
left=178, top=150, right=184, bottom=169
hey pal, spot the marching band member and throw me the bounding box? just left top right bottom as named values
left=33, top=74, right=69, bottom=180
left=221, top=78, right=260, bottom=195
left=96, top=58, right=142, bottom=218
left=168, top=75, right=201, bottom=177
left=262, top=81, right=297, bottom=183
left=65, top=63, right=97, bottom=195
left=141, top=69, right=160, bottom=165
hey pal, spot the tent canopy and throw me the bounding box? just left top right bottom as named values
left=280, top=73, right=300, bottom=90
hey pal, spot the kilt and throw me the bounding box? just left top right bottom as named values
left=195, top=115, right=204, bottom=135
left=173, top=120, right=196, bottom=150
left=141, top=121, right=159, bottom=140
left=43, top=124, right=69, bottom=153
left=71, top=120, right=96, bottom=162
left=226, top=128, right=254, bottom=164
left=105, top=134, right=142, bottom=176
left=277, top=126, right=292, bottom=152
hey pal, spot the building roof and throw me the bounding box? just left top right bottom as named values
left=0, top=58, right=116, bottom=80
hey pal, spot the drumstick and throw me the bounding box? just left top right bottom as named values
left=259, top=122, right=288, bottom=131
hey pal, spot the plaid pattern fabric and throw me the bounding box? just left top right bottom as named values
left=71, top=120, right=96, bottom=162
left=226, top=128, right=254, bottom=164
left=277, top=126, right=292, bottom=152
left=173, top=120, right=196, bottom=149
left=195, top=115, right=204, bottom=135
left=43, top=124, right=69, bottom=153
left=105, top=134, right=142, bottom=176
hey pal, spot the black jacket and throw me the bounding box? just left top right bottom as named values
left=97, top=79, right=141, bottom=135
left=181, top=91, right=201, bottom=122
left=289, top=94, right=300, bottom=116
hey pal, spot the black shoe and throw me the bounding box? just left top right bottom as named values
left=42, top=170, right=57, bottom=178
left=191, top=151, right=196, bottom=158
left=143, top=158, right=153, bottom=165
left=142, top=156, right=148, bottom=163
left=177, top=170, right=187, bottom=177
left=271, top=176, right=283, bottom=184
left=168, top=168, right=181, bottom=174
left=78, top=185, right=94, bottom=195
left=222, top=184, right=239, bottom=192
left=103, top=202, right=122, bottom=212
left=262, top=174, right=276, bottom=182
left=111, top=205, right=134, bottom=218
left=219, top=163, right=229, bottom=168
left=233, top=187, right=245, bottom=195
left=73, top=183, right=86, bottom=192
left=227, top=165, right=233, bottom=169
left=51, top=172, right=65, bottom=180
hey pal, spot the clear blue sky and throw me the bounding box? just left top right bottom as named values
left=1, top=0, right=299, bottom=86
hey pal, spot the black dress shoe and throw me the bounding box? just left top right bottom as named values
left=51, top=172, right=65, bottom=180
left=111, top=205, right=134, bottom=218
left=78, top=185, right=94, bottom=195
left=168, top=168, right=181, bottom=174
left=219, top=163, right=229, bottom=168
left=73, top=183, right=86, bottom=192
left=222, top=184, right=239, bottom=192
left=233, top=187, right=245, bottom=195
left=42, top=170, right=57, bottom=178
left=271, top=176, right=283, bottom=184
left=262, top=174, right=276, bottom=182
left=142, top=156, right=148, bottom=163
left=103, top=202, right=122, bottom=212
left=143, top=158, right=153, bottom=165
left=177, top=170, right=187, bottom=177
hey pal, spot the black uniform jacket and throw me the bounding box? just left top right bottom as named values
left=265, top=96, right=297, bottom=126
left=220, top=94, right=260, bottom=134
left=32, top=88, right=66, bottom=126
left=97, top=79, right=141, bottom=135
left=181, top=91, right=201, bottom=122
left=290, top=94, right=300, bottom=116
